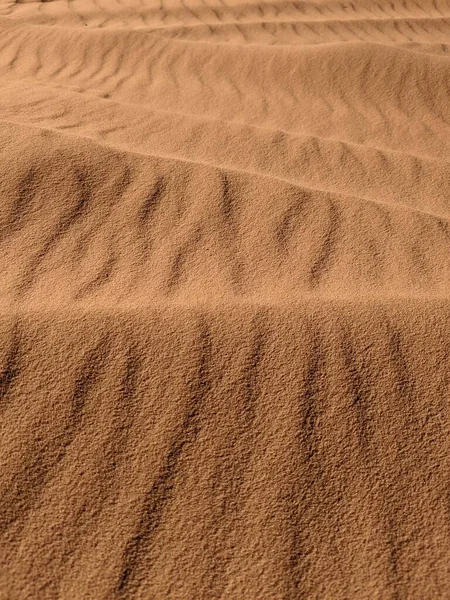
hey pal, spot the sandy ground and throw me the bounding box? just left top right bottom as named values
left=1, top=0, right=450, bottom=598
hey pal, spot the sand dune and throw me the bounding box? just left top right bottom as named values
left=1, top=0, right=450, bottom=598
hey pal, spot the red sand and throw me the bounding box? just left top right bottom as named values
left=1, top=0, right=450, bottom=597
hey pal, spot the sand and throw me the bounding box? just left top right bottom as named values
left=1, top=0, right=450, bottom=597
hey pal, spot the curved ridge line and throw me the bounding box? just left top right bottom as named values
left=1, top=116, right=449, bottom=225
left=4, top=11, right=450, bottom=28
left=3, top=79, right=450, bottom=165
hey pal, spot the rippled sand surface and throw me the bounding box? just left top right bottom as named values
left=1, top=0, right=450, bottom=598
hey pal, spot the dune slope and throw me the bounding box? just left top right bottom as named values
left=1, top=0, right=450, bottom=598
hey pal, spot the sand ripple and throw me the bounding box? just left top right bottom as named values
left=1, top=0, right=450, bottom=598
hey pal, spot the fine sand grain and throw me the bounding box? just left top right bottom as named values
left=1, top=0, right=450, bottom=598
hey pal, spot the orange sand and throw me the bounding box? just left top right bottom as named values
left=1, top=0, right=450, bottom=598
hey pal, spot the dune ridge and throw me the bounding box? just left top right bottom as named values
left=1, top=0, right=450, bottom=597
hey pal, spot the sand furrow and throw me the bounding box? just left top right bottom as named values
left=1, top=26, right=450, bottom=148
left=4, top=0, right=450, bottom=29
left=1, top=306, right=450, bottom=598
left=2, top=121, right=450, bottom=304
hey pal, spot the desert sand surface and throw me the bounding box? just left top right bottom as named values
left=1, top=0, right=450, bottom=598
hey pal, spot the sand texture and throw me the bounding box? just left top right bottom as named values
left=1, top=0, right=450, bottom=598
